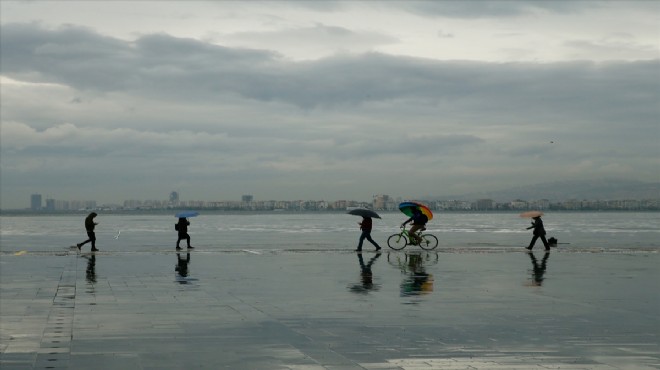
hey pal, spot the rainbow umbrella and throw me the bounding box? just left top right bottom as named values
left=398, top=201, right=433, bottom=221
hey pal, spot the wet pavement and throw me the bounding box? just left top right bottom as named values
left=1, top=249, right=658, bottom=370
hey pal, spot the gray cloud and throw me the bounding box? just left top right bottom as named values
left=1, top=22, right=658, bottom=208
left=4, top=23, right=657, bottom=116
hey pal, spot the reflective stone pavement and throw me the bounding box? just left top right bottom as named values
left=1, top=250, right=658, bottom=369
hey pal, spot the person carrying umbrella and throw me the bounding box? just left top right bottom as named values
left=526, top=215, right=550, bottom=251
left=175, top=217, right=193, bottom=250
left=356, top=216, right=381, bottom=252
left=401, top=208, right=428, bottom=245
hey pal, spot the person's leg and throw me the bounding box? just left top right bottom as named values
left=527, top=235, right=539, bottom=250
left=185, top=234, right=192, bottom=248
left=90, top=232, right=98, bottom=251
left=356, top=231, right=367, bottom=251
left=176, top=236, right=182, bottom=249
left=540, top=235, right=550, bottom=250
left=365, top=232, right=381, bottom=250
left=77, top=238, right=90, bottom=250
left=409, top=225, right=422, bottom=244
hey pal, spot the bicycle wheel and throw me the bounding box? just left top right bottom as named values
left=419, top=234, right=439, bottom=250
left=387, top=234, right=408, bottom=250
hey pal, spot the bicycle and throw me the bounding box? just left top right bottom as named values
left=387, top=226, right=439, bottom=250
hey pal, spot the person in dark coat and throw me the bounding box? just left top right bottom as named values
left=77, top=212, right=99, bottom=251
left=526, top=216, right=550, bottom=251
left=176, top=217, right=193, bottom=250
left=355, top=216, right=381, bottom=252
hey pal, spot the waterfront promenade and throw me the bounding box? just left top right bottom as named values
left=1, top=249, right=658, bottom=369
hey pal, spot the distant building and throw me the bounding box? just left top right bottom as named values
left=372, top=194, right=390, bottom=210
left=169, top=191, right=179, bottom=205
left=30, top=194, right=42, bottom=210
left=474, top=199, right=494, bottom=211
left=242, top=195, right=253, bottom=203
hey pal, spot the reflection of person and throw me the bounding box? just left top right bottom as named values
left=528, top=251, right=550, bottom=286
left=85, top=255, right=96, bottom=284
left=349, top=252, right=382, bottom=294
left=77, top=212, right=99, bottom=251
left=175, top=253, right=191, bottom=278
left=526, top=216, right=550, bottom=251
left=175, top=217, right=193, bottom=250
left=401, top=208, right=427, bottom=245
left=355, top=216, right=381, bottom=252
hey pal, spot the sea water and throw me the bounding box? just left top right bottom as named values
left=0, top=212, right=658, bottom=253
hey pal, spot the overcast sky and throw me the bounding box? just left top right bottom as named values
left=1, top=1, right=658, bottom=209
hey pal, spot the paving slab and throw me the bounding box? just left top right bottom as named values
left=1, top=250, right=658, bottom=370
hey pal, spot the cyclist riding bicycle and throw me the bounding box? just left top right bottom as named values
left=401, top=208, right=428, bottom=245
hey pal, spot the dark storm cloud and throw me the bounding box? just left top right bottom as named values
left=2, top=22, right=658, bottom=124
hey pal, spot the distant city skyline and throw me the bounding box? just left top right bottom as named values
left=20, top=189, right=660, bottom=212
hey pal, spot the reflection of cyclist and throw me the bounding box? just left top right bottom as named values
left=401, top=209, right=427, bottom=245
left=400, top=253, right=434, bottom=296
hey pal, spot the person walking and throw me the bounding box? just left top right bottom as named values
left=401, top=208, right=427, bottom=245
left=77, top=212, right=99, bottom=251
left=175, top=217, right=193, bottom=250
left=355, top=216, right=381, bottom=252
left=526, top=216, right=550, bottom=251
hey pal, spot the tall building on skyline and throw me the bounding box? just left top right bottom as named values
left=169, top=191, right=179, bottom=205
left=30, top=194, right=42, bottom=211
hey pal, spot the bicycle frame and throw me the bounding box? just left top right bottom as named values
left=387, top=226, right=438, bottom=250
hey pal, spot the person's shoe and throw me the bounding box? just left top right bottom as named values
left=375, top=247, right=381, bottom=251
left=76, top=244, right=82, bottom=251
left=187, top=246, right=194, bottom=249
left=526, top=246, right=533, bottom=250
left=545, top=248, right=550, bottom=251
left=91, top=248, right=99, bottom=252
left=354, top=249, right=362, bottom=252
left=176, top=246, right=182, bottom=250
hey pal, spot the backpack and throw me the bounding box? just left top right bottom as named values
left=175, top=223, right=179, bottom=231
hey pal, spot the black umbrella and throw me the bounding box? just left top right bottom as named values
left=347, top=208, right=381, bottom=219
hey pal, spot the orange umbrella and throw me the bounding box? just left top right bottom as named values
left=520, top=211, right=544, bottom=218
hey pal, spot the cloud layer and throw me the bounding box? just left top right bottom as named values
left=1, top=2, right=658, bottom=208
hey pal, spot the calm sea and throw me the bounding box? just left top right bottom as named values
left=1, top=212, right=658, bottom=253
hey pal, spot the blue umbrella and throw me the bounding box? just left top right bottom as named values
left=175, top=211, right=199, bottom=218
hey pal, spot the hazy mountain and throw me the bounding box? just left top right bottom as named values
left=426, top=179, right=660, bottom=202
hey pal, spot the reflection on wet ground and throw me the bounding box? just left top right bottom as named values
left=388, top=252, right=436, bottom=299
left=348, top=252, right=382, bottom=294
left=527, top=251, right=550, bottom=286
left=1, top=250, right=658, bottom=369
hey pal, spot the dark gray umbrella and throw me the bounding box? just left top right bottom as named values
left=347, top=208, right=381, bottom=219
